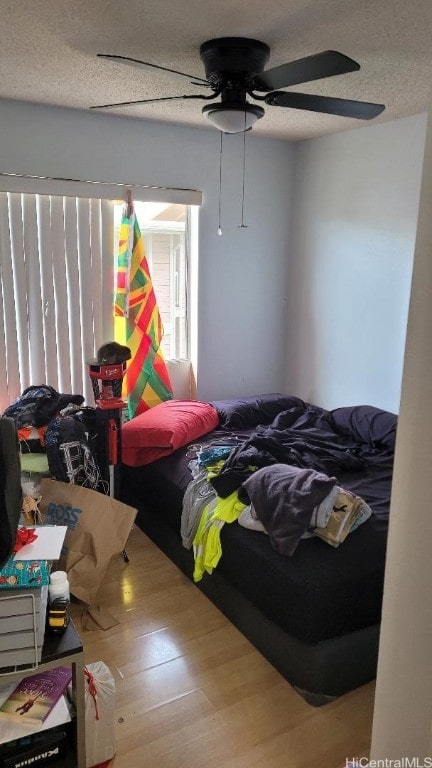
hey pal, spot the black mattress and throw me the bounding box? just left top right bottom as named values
left=121, top=423, right=393, bottom=646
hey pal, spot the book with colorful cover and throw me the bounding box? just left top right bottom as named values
left=0, top=667, right=72, bottom=725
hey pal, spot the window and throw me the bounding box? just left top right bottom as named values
left=113, top=201, right=188, bottom=360
left=0, top=191, right=193, bottom=412
left=0, top=191, right=113, bottom=410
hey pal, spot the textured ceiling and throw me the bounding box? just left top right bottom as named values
left=0, top=0, right=431, bottom=141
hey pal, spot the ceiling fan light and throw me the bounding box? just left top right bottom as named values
left=202, top=102, right=264, bottom=133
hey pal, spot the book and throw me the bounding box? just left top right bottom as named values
left=0, top=688, right=71, bottom=744
left=0, top=667, right=72, bottom=725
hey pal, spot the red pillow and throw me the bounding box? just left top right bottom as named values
left=122, top=400, right=219, bottom=466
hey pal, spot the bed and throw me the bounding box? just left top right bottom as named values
left=119, top=394, right=395, bottom=705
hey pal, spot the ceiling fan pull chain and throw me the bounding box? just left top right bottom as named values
left=239, top=112, right=248, bottom=229
left=217, top=131, right=223, bottom=236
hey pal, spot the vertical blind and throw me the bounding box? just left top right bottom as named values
left=0, top=192, right=114, bottom=411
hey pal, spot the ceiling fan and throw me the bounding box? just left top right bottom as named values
left=91, top=37, right=385, bottom=133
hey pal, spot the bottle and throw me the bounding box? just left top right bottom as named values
left=47, top=571, right=70, bottom=634
left=48, top=570, right=70, bottom=602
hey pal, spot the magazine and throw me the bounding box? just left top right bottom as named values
left=0, top=667, right=72, bottom=725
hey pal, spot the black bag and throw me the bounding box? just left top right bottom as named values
left=45, top=414, right=102, bottom=490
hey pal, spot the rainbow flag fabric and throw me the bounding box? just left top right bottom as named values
left=115, top=204, right=173, bottom=417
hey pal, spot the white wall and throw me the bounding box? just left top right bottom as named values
left=285, top=112, right=427, bottom=413
left=370, top=108, right=432, bottom=759
left=0, top=98, right=294, bottom=401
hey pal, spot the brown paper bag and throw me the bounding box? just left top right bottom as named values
left=39, top=478, right=137, bottom=607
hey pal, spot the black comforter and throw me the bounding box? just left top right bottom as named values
left=210, top=404, right=393, bottom=498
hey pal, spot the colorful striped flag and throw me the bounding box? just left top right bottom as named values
left=115, top=203, right=173, bottom=417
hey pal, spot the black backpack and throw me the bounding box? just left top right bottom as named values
left=45, top=413, right=102, bottom=490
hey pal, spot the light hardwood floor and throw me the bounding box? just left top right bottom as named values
left=70, top=525, right=374, bottom=768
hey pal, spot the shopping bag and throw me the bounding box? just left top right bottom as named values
left=39, top=479, right=136, bottom=607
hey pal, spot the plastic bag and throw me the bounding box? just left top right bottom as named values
left=84, top=661, right=116, bottom=768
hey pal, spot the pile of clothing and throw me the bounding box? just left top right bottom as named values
left=181, top=441, right=372, bottom=582
left=3, top=386, right=102, bottom=491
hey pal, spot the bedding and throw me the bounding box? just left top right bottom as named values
left=330, top=404, right=398, bottom=449
left=120, top=396, right=395, bottom=704
left=211, top=393, right=305, bottom=429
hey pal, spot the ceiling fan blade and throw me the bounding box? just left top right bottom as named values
left=90, top=94, right=209, bottom=110
left=97, top=54, right=209, bottom=86
left=254, top=50, right=360, bottom=92
left=265, top=91, right=385, bottom=119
